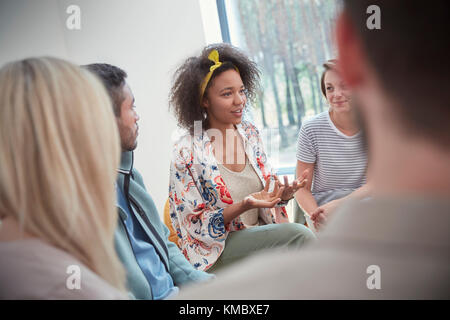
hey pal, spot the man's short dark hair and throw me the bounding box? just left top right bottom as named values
left=344, top=0, right=450, bottom=147
left=83, top=63, right=127, bottom=116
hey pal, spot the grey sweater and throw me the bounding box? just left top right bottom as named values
left=0, top=238, right=127, bottom=299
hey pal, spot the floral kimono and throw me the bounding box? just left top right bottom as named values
left=168, top=121, right=289, bottom=271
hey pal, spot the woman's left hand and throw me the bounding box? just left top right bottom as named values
left=275, top=174, right=307, bottom=201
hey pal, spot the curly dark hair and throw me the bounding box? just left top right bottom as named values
left=169, top=43, right=260, bottom=132
left=82, top=63, right=127, bottom=116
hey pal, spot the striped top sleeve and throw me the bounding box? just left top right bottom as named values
left=296, top=111, right=368, bottom=198
left=296, top=121, right=316, bottom=164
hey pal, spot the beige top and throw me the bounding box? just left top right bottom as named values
left=0, top=238, right=127, bottom=300
left=218, top=157, right=264, bottom=228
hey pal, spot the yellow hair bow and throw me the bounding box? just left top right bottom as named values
left=199, top=50, right=222, bottom=103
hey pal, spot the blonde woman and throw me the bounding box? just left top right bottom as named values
left=0, top=57, right=127, bottom=299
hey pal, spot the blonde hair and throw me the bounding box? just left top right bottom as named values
left=0, top=57, right=126, bottom=292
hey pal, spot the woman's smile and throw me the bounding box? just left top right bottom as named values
left=231, top=108, right=243, bottom=117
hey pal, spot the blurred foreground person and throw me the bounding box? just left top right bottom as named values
left=0, top=57, right=127, bottom=299
left=176, top=0, right=450, bottom=299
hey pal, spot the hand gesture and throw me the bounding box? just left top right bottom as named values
left=274, top=169, right=308, bottom=201
left=310, top=207, right=326, bottom=231
left=310, top=199, right=340, bottom=231
left=243, top=176, right=284, bottom=209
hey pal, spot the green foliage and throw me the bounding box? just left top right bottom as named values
left=236, top=0, right=338, bottom=131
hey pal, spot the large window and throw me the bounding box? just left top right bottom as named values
left=217, top=0, right=340, bottom=175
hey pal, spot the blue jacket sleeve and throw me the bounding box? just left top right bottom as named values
left=132, top=169, right=215, bottom=286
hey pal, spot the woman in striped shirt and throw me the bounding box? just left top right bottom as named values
left=295, top=60, right=371, bottom=231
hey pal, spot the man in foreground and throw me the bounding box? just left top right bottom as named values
left=176, top=0, right=450, bottom=299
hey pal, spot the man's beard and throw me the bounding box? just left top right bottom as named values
left=123, top=141, right=137, bottom=151
left=121, top=131, right=138, bottom=151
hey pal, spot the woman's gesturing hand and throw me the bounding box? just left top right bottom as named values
left=243, top=176, right=285, bottom=209
left=274, top=170, right=309, bottom=201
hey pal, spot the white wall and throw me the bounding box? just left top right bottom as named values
left=0, top=0, right=213, bottom=216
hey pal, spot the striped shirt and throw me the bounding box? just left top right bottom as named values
left=296, top=111, right=367, bottom=205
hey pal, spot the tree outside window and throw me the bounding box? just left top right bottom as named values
left=222, top=0, right=340, bottom=175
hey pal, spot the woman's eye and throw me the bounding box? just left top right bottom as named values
left=222, top=92, right=232, bottom=97
left=326, top=86, right=333, bottom=91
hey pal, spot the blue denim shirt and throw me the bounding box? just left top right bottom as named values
left=117, top=186, right=179, bottom=300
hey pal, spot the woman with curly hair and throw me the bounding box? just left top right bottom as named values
left=168, top=43, right=315, bottom=273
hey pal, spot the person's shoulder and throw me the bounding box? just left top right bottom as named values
left=239, top=120, right=258, bottom=131
left=302, top=112, right=328, bottom=128
left=173, top=130, right=192, bottom=146
left=172, top=130, right=198, bottom=152
left=0, top=239, right=126, bottom=299
left=299, top=112, right=330, bottom=140
left=0, top=238, right=70, bottom=265
left=47, top=271, right=127, bottom=300
left=130, top=167, right=146, bottom=188
left=238, top=120, right=262, bottom=140
left=171, top=131, right=198, bottom=168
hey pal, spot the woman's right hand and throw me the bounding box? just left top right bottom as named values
left=223, top=177, right=285, bottom=224
left=242, top=177, right=284, bottom=210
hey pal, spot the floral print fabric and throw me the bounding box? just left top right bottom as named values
left=168, top=121, right=289, bottom=271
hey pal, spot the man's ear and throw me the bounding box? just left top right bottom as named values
left=336, top=11, right=366, bottom=88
